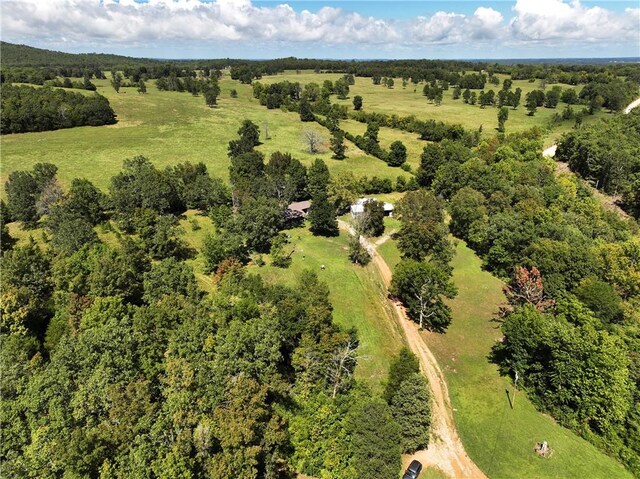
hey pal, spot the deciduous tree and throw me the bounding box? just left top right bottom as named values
left=498, top=106, right=509, bottom=132
left=348, top=399, right=401, bottom=479
left=308, top=192, right=338, bottom=237
left=353, top=95, right=363, bottom=111
left=329, top=130, right=346, bottom=160
left=390, top=373, right=432, bottom=453
left=390, top=259, right=457, bottom=332
left=387, top=140, right=407, bottom=167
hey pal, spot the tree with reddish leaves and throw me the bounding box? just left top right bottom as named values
left=503, top=265, right=555, bottom=313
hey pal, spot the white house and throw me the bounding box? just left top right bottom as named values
left=350, top=198, right=394, bottom=217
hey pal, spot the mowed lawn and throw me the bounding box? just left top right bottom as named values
left=377, top=238, right=632, bottom=479
left=250, top=224, right=405, bottom=392
left=0, top=75, right=407, bottom=192
left=261, top=71, right=612, bottom=146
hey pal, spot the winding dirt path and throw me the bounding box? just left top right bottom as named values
left=339, top=220, right=486, bottom=478
left=331, top=98, right=640, bottom=477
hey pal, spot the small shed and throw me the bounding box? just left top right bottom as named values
left=286, top=200, right=312, bottom=223
left=350, top=198, right=394, bottom=217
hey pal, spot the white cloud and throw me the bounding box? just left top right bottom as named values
left=0, top=0, right=397, bottom=46
left=510, top=0, right=640, bottom=42
left=0, top=0, right=637, bottom=54
left=410, top=7, right=505, bottom=44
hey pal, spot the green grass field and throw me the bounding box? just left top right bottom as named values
left=260, top=71, right=612, bottom=147
left=0, top=75, right=407, bottom=192
left=377, top=238, right=632, bottom=479
left=250, top=223, right=405, bottom=392
left=1, top=70, right=613, bottom=193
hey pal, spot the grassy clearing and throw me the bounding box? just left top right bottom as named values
left=250, top=223, right=404, bottom=392
left=1, top=71, right=610, bottom=192
left=376, top=238, right=631, bottom=478
left=0, top=76, right=405, bottom=192
left=177, top=210, right=217, bottom=294
left=262, top=71, right=611, bottom=146
left=340, top=119, right=426, bottom=172
left=419, top=466, right=449, bottom=479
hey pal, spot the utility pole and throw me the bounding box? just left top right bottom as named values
left=511, top=370, right=519, bottom=409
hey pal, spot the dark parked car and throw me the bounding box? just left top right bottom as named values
left=402, top=459, right=422, bottom=479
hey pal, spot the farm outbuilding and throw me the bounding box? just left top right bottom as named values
left=286, top=200, right=312, bottom=225
left=350, top=198, right=394, bottom=217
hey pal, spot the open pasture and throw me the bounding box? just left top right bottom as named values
left=0, top=75, right=406, bottom=191
left=261, top=70, right=612, bottom=146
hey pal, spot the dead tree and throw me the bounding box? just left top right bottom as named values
left=327, top=340, right=359, bottom=398
left=303, top=129, right=323, bottom=154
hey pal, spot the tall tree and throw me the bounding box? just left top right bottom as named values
left=329, top=130, right=346, bottom=160
left=525, top=93, right=538, bottom=116
left=498, top=106, right=509, bottom=132
left=307, top=159, right=330, bottom=199
left=236, top=196, right=284, bottom=253
left=111, top=71, right=122, bottom=93
left=308, top=192, right=338, bottom=237
left=390, top=373, right=432, bottom=453
left=64, top=178, right=106, bottom=225
left=387, top=140, right=407, bottom=167
left=203, top=78, right=221, bottom=107
left=383, top=347, right=420, bottom=403
left=353, top=95, right=363, bottom=111
left=299, top=99, right=315, bottom=122
left=348, top=399, right=401, bottom=479
left=395, top=190, right=450, bottom=262
left=358, top=200, right=385, bottom=237
left=5, top=171, right=39, bottom=226
left=237, top=120, right=261, bottom=148
left=334, top=78, right=349, bottom=99
left=390, top=259, right=457, bottom=332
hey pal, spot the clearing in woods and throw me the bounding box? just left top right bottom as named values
left=250, top=224, right=405, bottom=393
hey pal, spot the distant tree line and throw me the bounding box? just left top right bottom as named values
left=0, top=66, right=105, bottom=85
left=0, top=84, right=116, bottom=134
left=3, top=41, right=639, bottom=91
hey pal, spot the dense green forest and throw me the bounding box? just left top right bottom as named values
left=0, top=84, right=116, bottom=134
left=0, top=42, right=158, bottom=69
left=556, top=110, right=640, bottom=218
left=0, top=121, right=436, bottom=478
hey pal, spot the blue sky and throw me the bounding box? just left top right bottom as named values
left=1, top=0, right=639, bottom=59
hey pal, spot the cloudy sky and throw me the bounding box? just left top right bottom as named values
left=1, top=0, right=639, bottom=59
